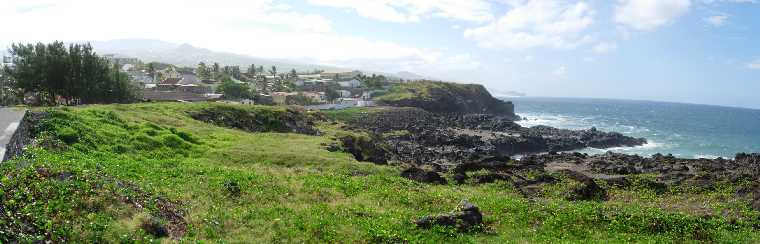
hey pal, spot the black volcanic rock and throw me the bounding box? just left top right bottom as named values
left=414, top=200, right=483, bottom=231
left=401, top=167, right=447, bottom=184
left=336, top=107, right=646, bottom=173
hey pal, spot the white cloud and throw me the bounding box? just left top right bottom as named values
left=704, top=14, right=729, bottom=26
left=748, top=59, right=760, bottom=70
left=554, top=66, right=567, bottom=76
left=464, top=0, right=595, bottom=50
left=702, top=0, right=757, bottom=3
left=0, top=0, right=478, bottom=78
left=593, top=42, right=618, bottom=53
left=614, top=0, right=691, bottom=31
left=306, top=0, right=493, bottom=23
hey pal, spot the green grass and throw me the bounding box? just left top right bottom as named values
left=374, top=81, right=490, bottom=103
left=1, top=102, right=759, bottom=243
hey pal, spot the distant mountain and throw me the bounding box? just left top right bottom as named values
left=90, top=39, right=329, bottom=71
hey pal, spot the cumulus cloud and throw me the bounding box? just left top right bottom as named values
left=614, top=0, right=691, bottom=31
left=0, top=0, right=480, bottom=77
left=306, top=0, right=493, bottom=23
left=704, top=14, right=729, bottom=26
left=464, top=0, right=595, bottom=50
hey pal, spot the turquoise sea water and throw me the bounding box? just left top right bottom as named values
left=507, top=97, right=760, bottom=159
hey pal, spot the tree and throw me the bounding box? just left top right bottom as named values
left=269, top=66, right=277, bottom=77
left=0, top=67, right=21, bottom=106
left=213, top=62, right=220, bottom=73
left=325, top=86, right=340, bottom=103
left=197, top=62, right=209, bottom=79
left=217, top=79, right=254, bottom=100
left=5, top=41, right=139, bottom=105
left=256, top=65, right=264, bottom=77
left=231, top=66, right=241, bottom=79
left=247, top=64, right=256, bottom=77
left=289, top=68, right=297, bottom=79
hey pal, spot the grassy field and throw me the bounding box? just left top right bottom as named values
left=1, top=102, right=759, bottom=243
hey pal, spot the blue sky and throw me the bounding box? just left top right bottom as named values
left=2, top=0, right=760, bottom=108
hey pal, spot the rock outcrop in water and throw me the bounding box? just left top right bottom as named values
left=374, top=81, right=518, bottom=120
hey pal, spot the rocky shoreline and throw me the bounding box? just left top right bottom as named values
left=334, top=107, right=646, bottom=170
left=328, top=106, right=760, bottom=209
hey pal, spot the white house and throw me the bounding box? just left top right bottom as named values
left=321, top=69, right=361, bottom=80
left=338, top=79, right=361, bottom=88
left=338, top=90, right=352, bottom=98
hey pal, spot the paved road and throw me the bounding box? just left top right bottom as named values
left=0, top=107, right=26, bottom=161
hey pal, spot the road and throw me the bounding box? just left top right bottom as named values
left=0, top=107, right=26, bottom=162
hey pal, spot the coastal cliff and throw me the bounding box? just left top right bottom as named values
left=375, top=81, right=518, bottom=119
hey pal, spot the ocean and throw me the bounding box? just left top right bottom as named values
left=506, top=97, right=760, bottom=159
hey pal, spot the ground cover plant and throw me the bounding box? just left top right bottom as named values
left=1, top=102, right=759, bottom=243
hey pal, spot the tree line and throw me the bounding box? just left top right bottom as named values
left=3, top=41, right=139, bottom=105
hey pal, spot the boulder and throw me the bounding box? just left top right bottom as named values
left=401, top=167, right=447, bottom=184
left=559, top=170, right=608, bottom=201
left=414, top=200, right=483, bottom=231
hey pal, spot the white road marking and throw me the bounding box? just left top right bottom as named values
left=4, top=122, right=20, bottom=133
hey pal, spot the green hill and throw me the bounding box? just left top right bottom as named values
left=1, top=103, right=758, bottom=242
left=375, top=81, right=518, bottom=119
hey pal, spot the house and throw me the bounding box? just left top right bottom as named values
left=302, top=92, right=326, bottom=103
left=158, top=78, right=182, bottom=91
left=218, top=99, right=254, bottom=105
left=320, top=69, right=361, bottom=80
left=127, top=71, right=153, bottom=84
left=1, top=56, right=15, bottom=70
left=338, top=79, right=361, bottom=88
left=121, top=64, right=135, bottom=72
left=361, top=90, right=374, bottom=100
left=272, top=92, right=298, bottom=105
left=159, top=67, right=181, bottom=80
left=337, top=90, right=352, bottom=98
left=155, top=74, right=211, bottom=94
left=297, top=74, right=321, bottom=79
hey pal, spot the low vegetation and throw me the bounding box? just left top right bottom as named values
left=375, top=81, right=516, bottom=116
left=2, top=102, right=759, bottom=242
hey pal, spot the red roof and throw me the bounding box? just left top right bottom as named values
left=160, top=78, right=182, bottom=85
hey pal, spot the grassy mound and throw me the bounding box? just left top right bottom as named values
left=375, top=81, right=517, bottom=117
left=1, top=102, right=759, bottom=242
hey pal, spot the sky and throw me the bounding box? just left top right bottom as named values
left=1, top=0, right=760, bottom=109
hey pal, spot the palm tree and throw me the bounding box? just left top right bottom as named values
left=269, top=66, right=277, bottom=77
